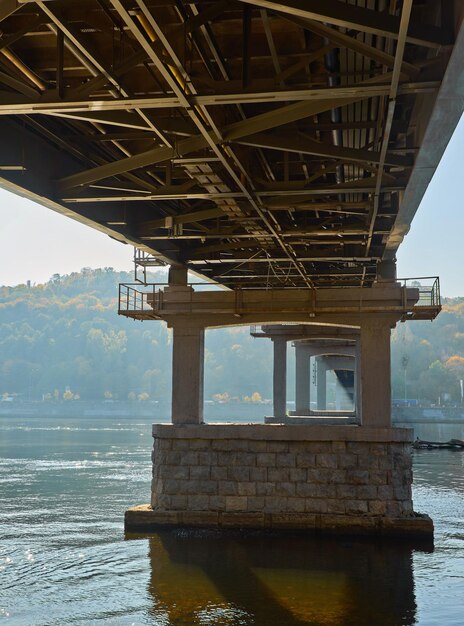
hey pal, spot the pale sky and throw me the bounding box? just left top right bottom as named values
left=0, top=114, right=463, bottom=295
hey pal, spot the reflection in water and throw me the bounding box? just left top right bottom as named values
left=145, top=531, right=419, bottom=626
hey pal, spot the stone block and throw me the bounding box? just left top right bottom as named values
left=189, top=439, right=211, bottom=450
left=326, top=499, right=346, bottom=514
left=190, top=466, right=210, bottom=480
left=182, top=511, right=219, bottom=526
left=286, top=497, right=305, bottom=513
left=252, top=441, right=268, bottom=452
left=271, top=513, right=316, bottom=528
left=162, top=479, right=180, bottom=495
left=336, top=484, right=357, bottom=499
left=256, top=452, right=276, bottom=467
left=393, top=484, right=411, bottom=500
left=393, top=453, right=412, bottom=469
left=264, top=496, right=287, bottom=512
left=228, top=466, right=250, bottom=482
left=378, top=456, right=393, bottom=470
left=401, top=500, right=413, bottom=515
left=318, top=514, right=376, bottom=533
left=307, top=442, right=331, bottom=454
left=276, top=453, right=296, bottom=467
left=218, top=481, right=238, bottom=496
left=154, top=494, right=171, bottom=510
left=221, top=512, right=265, bottom=527
left=369, top=443, right=388, bottom=456
left=238, top=482, right=257, bottom=496
left=225, top=496, right=248, bottom=512
left=357, top=485, right=378, bottom=499
left=250, top=467, right=267, bottom=482
left=365, top=457, right=379, bottom=470
left=186, top=494, right=210, bottom=510
left=209, top=495, right=226, bottom=511
left=165, top=451, right=183, bottom=465
left=296, top=483, right=318, bottom=498
left=369, top=500, right=387, bottom=515
left=198, top=479, right=218, bottom=495
left=212, top=440, right=231, bottom=451
left=275, top=482, right=296, bottom=497
left=169, top=466, right=190, bottom=480
left=180, top=451, right=199, bottom=465
left=268, top=467, right=290, bottom=482
left=347, top=442, right=367, bottom=455
left=158, top=439, right=172, bottom=450
left=307, top=468, right=330, bottom=484
left=345, top=500, right=368, bottom=515
left=386, top=501, right=403, bottom=517
left=346, top=469, right=369, bottom=485
left=296, top=453, right=316, bottom=468
left=332, top=441, right=346, bottom=453
left=235, top=452, right=256, bottom=466
left=267, top=442, right=289, bottom=453
left=171, top=439, right=190, bottom=450
left=198, top=451, right=218, bottom=465
left=247, top=497, right=265, bottom=511
left=377, top=485, right=394, bottom=500
left=328, top=469, right=347, bottom=484
left=229, top=440, right=251, bottom=451
left=217, top=451, right=232, bottom=466
left=170, top=495, right=188, bottom=510
left=256, top=482, right=276, bottom=496
left=316, top=454, right=338, bottom=469
left=289, top=468, right=307, bottom=482
left=338, top=453, right=358, bottom=469
left=211, top=466, right=228, bottom=481
left=305, top=499, right=328, bottom=513
left=369, top=470, right=388, bottom=485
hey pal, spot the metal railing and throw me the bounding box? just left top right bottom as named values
left=118, top=282, right=220, bottom=315
left=398, top=276, right=441, bottom=317
left=118, top=283, right=161, bottom=315
left=119, top=277, right=441, bottom=320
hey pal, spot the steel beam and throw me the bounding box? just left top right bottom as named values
left=237, top=0, right=451, bottom=48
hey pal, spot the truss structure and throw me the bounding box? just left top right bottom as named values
left=0, top=0, right=462, bottom=289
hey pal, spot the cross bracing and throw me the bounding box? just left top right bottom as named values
left=0, top=0, right=462, bottom=289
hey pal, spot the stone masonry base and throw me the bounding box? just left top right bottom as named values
left=126, top=424, right=433, bottom=538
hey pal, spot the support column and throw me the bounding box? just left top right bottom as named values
left=359, top=317, right=392, bottom=427
left=272, top=338, right=287, bottom=418
left=171, top=323, right=205, bottom=424
left=335, top=376, right=342, bottom=410
left=295, top=343, right=310, bottom=414
left=316, top=357, right=327, bottom=410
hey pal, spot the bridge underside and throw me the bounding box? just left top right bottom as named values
left=0, top=0, right=463, bottom=289
left=2, top=1, right=460, bottom=538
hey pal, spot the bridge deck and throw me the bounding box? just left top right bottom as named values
left=0, top=1, right=462, bottom=289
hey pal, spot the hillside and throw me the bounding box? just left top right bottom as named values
left=0, top=268, right=462, bottom=404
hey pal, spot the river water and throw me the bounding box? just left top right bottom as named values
left=0, top=416, right=463, bottom=626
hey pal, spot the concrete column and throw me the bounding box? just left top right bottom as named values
left=316, top=357, right=327, bottom=410
left=354, top=342, right=360, bottom=418
left=171, top=323, right=205, bottom=424
left=295, top=343, right=310, bottom=414
left=335, top=376, right=342, bottom=410
left=272, top=338, right=287, bottom=418
left=359, top=317, right=392, bottom=427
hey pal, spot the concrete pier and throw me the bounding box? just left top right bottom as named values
left=125, top=282, right=434, bottom=538
left=127, top=424, right=432, bottom=537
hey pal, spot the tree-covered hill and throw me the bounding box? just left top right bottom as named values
left=0, top=268, right=272, bottom=402
left=0, top=268, right=462, bottom=404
